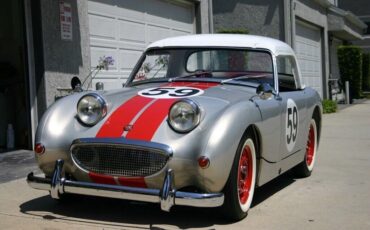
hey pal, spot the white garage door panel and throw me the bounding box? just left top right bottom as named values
left=148, top=25, right=172, bottom=43
left=88, top=0, right=195, bottom=90
left=295, top=21, right=323, bottom=97
left=89, top=14, right=115, bottom=40
left=118, top=20, right=145, bottom=43
left=119, top=50, right=142, bottom=70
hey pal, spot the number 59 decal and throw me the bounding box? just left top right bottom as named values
left=286, top=99, right=298, bottom=152
left=138, top=87, right=204, bottom=99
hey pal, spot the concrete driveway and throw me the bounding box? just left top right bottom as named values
left=1, top=100, right=370, bottom=229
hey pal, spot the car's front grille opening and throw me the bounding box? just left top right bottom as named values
left=71, top=144, right=169, bottom=177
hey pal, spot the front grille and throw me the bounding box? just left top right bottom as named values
left=71, top=144, right=169, bottom=177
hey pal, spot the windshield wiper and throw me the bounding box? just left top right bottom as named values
left=168, top=70, right=213, bottom=82
left=220, top=74, right=268, bottom=84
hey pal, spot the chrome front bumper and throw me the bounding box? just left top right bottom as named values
left=27, top=159, right=224, bottom=211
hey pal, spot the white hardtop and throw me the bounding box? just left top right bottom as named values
left=147, top=34, right=295, bottom=56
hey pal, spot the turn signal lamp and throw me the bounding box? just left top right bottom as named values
left=34, top=143, right=45, bottom=155
left=198, top=156, right=210, bottom=169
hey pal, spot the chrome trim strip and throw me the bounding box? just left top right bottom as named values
left=70, top=138, right=173, bottom=158
left=27, top=159, right=224, bottom=211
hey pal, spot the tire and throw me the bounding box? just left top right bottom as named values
left=294, top=118, right=318, bottom=177
left=222, top=133, right=257, bottom=221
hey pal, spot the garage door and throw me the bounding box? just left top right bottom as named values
left=88, top=0, right=195, bottom=89
left=295, top=20, right=323, bottom=97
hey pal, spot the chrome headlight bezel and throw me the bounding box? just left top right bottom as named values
left=77, top=93, right=107, bottom=126
left=168, top=99, right=201, bottom=133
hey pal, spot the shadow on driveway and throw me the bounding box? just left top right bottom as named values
left=19, top=173, right=296, bottom=229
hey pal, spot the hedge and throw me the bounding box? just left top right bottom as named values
left=337, top=46, right=363, bottom=99
left=217, top=28, right=249, bottom=34
left=322, top=99, right=337, bottom=114
left=362, top=53, right=370, bottom=91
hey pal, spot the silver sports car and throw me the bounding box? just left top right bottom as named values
left=28, top=34, right=322, bottom=220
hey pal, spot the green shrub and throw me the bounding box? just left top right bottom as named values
left=337, top=46, right=363, bottom=99
left=322, top=99, right=337, bottom=114
left=362, top=53, right=370, bottom=91
left=217, top=28, right=249, bottom=34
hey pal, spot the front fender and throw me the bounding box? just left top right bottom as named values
left=200, top=100, right=261, bottom=192
left=35, top=92, right=105, bottom=174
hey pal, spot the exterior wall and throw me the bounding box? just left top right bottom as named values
left=328, top=11, right=365, bottom=39
left=338, top=0, right=370, bottom=52
left=338, top=0, right=370, bottom=18
left=212, top=0, right=285, bottom=40
left=39, top=0, right=91, bottom=108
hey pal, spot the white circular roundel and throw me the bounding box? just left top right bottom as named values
left=286, top=99, right=299, bottom=152
left=138, top=87, right=204, bottom=99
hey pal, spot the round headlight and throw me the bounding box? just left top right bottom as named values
left=77, top=94, right=107, bottom=126
left=168, top=99, right=201, bottom=133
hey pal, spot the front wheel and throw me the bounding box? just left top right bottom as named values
left=294, top=118, right=318, bottom=177
left=222, top=133, right=257, bottom=220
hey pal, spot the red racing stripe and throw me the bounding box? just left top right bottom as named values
left=89, top=172, right=147, bottom=188
left=96, top=95, right=153, bottom=138
left=125, top=99, right=176, bottom=141
left=118, top=177, right=146, bottom=188
left=89, top=172, right=116, bottom=185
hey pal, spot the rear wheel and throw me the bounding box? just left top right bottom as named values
left=294, top=118, right=318, bottom=177
left=222, top=133, right=257, bottom=220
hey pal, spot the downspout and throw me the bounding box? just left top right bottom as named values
left=283, top=0, right=295, bottom=48
left=208, top=0, right=213, bottom=33
left=290, top=0, right=296, bottom=49
left=24, top=0, right=38, bottom=149
left=284, top=0, right=291, bottom=45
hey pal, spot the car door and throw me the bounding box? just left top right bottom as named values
left=254, top=97, right=283, bottom=163
left=276, top=55, right=307, bottom=160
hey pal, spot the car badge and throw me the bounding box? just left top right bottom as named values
left=124, top=124, right=133, bottom=132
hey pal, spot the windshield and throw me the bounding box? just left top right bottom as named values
left=128, top=48, right=274, bottom=87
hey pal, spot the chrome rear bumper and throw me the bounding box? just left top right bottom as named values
left=27, top=159, right=224, bottom=211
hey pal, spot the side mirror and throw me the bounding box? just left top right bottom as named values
left=71, top=76, right=83, bottom=92
left=256, top=83, right=276, bottom=100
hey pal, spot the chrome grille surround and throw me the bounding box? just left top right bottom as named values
left=70, top=138, right=173, bottom=177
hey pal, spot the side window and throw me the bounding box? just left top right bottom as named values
left=276, top=56, right=299, bottom=91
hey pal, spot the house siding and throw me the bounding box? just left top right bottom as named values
left=212, top=0, right=285, bottom=40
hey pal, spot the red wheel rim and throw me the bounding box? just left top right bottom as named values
left=238, top=145, right=253, bottom=204
left=306, top=123, right=315, bottom=166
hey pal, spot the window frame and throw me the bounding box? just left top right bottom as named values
left=276, top=55, right=302, bottom=92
